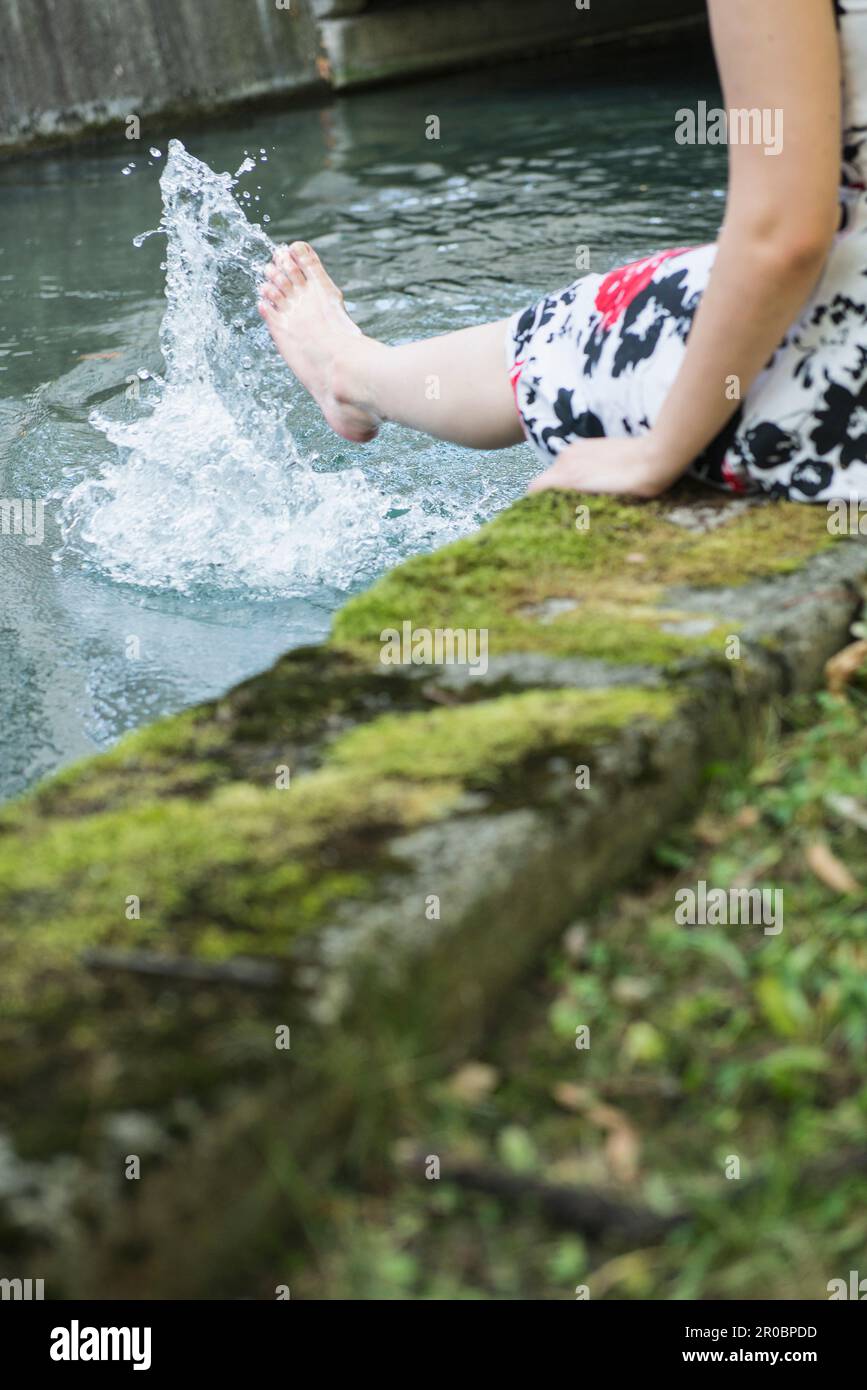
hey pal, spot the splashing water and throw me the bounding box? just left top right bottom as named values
left=57, top=140, right=471, bottom=598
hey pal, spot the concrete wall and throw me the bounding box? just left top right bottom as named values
left=0, top=0, right=707, bottom=156
left=322, top=0, right=707, bottom=90
left=0, top=0, right=324, bottom=153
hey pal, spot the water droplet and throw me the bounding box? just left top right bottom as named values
left=122, top=164, right=135, bottom=176
left=132, top=227, right=161, bottom=249
left=149, top=147, right=162, bottom=158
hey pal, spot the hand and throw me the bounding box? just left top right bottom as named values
left=527, top=434, right=681, bottom=499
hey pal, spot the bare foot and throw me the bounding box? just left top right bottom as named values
left=257, top=242, right=380, bottom=443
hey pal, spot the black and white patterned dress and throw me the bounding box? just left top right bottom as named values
left=506, top=0, right=867, bottom=502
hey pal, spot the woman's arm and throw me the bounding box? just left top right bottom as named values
left=530, top=0, right=842, bottom=498
left=646, top=0, right=842, bottom=489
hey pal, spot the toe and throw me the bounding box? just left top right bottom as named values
left=259, top=282, right=283, bottom=308
left=276, top=245, right=307, bottom=287
left=265, top=263, right=291, bottom=294
left=290, top=241, right=341, bottom=296
left=288, top=240, right=314, bottom=266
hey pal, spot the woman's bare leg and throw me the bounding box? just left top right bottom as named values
left=258, top=242, right=524, bottom=450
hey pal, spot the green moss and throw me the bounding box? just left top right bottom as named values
left=0, top=676, right=681, bottom=1025
left=331, top=493, right=838, bottom=666
left=0, top=707, right=232, bottom=826
left=0, top=648, right=440, bottom=827
left=0, top=679, right=676, bottom=948
left=328, top=687, right=678, bottom=786
left=0, top=771, right=464, bottom=989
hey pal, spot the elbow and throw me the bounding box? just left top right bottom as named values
left=733, top=208, right=839, bottom=282
left=765, top=227, right=836, bottom=278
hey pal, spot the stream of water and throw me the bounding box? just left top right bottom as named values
left=0, top=54, right=725, bottom=800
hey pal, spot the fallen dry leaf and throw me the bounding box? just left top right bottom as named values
left=444, top=1061, right=499, bottom=1104
left=561, top=922, right=588, bottom=962
left=552, top=1081, right=591, bottom=1112
left=825, top=640, right=867, bottom=695
left=604, top=1123, right=641, bottom=1186
left=694, top=814, right=727, bottom=846
left=550, top=1087, right=641, bottom=1182
left=805, top=841, right=861, bottom=895
left=612, top=976, right=653, bottom=1004
left=586, top=1101, right=641, bottom=1185
left=825, top=793, right=867, bottom=833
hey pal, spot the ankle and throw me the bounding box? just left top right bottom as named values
left=332, top=337, right=385, bottom=417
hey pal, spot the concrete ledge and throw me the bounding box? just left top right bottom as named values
left=0, top=489, right=864, bottom=1296
left=321, top=0, right=708, bottom=90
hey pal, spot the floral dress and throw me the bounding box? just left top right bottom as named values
left=506, top=0, right=867, bottom=502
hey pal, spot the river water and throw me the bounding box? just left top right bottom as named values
left=0, top=54, right=724, bottom=800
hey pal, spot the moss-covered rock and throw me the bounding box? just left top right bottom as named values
left=333, top=492, right=840, bottom=665
left=0, top=486, right=863, bottom=1296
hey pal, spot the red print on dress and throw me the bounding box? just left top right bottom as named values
left=594, top=248, right=693, bottom=332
